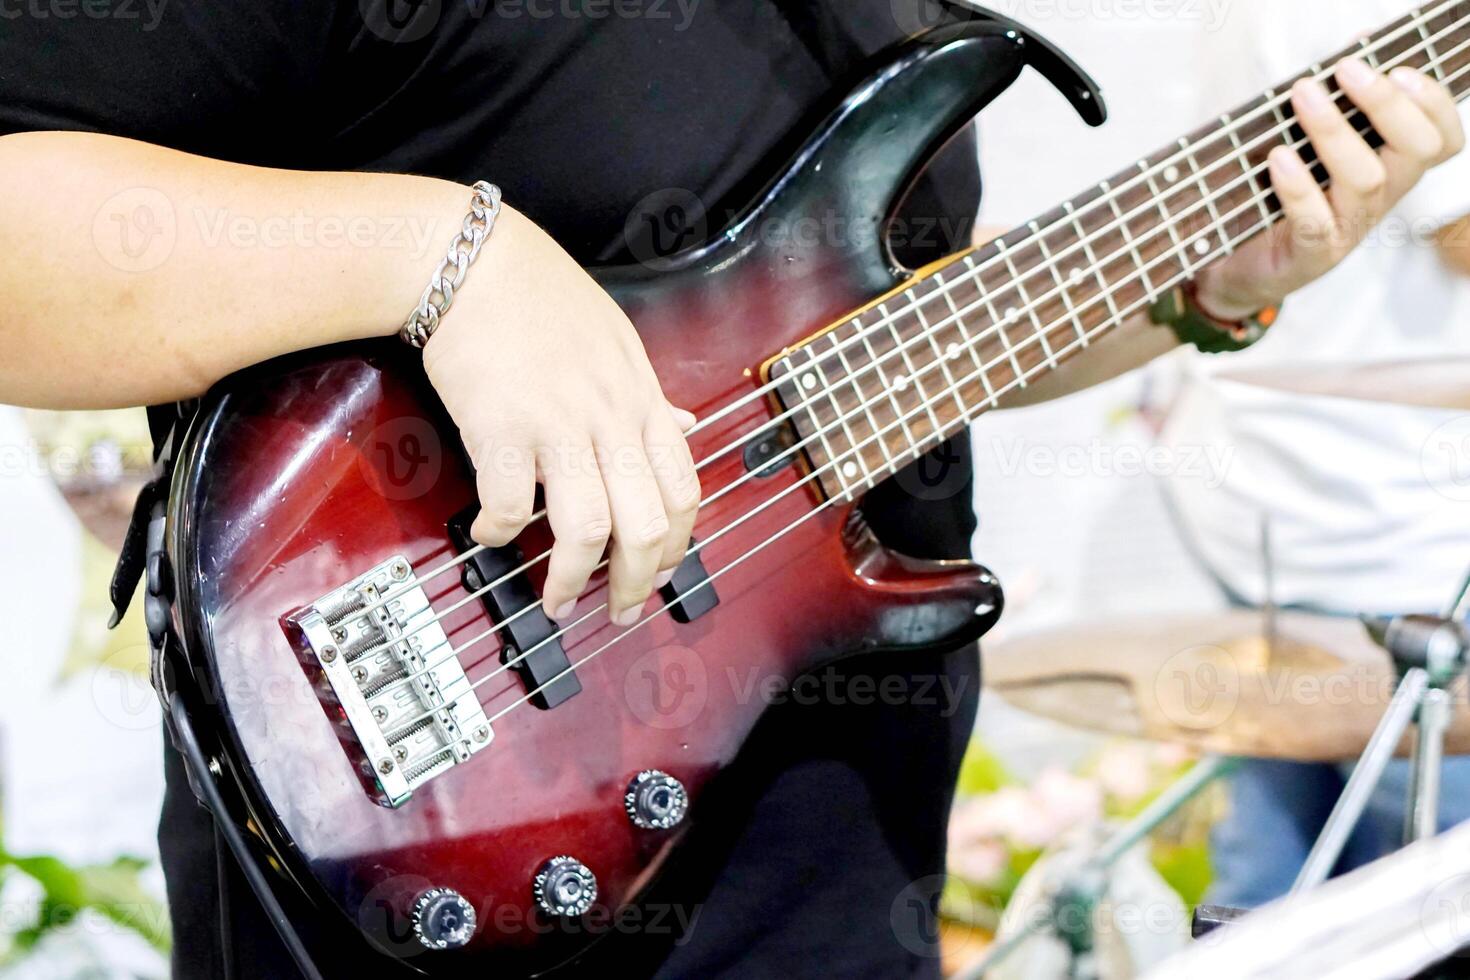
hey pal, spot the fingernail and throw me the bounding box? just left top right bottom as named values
left=552, top=600, right=576, bottom=621
left=1391, top=66, right=1427, bottom=93
left=653, top=568, right=676, bottom=590
left=1337, top=57, right=1377, bottom=90
left=612, top=606, right=642, bottom=627
left=1292, top=78, right=1332, bottom=114
left=1270, top=146, right=1309, bottom=178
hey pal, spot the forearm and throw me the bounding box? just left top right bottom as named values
left=995, top=309, right=1183, bottom=409
left=0, top=131, right=477, bottom=409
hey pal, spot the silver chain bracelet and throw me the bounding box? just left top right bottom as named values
left=400, top=181, right=503, bottom=348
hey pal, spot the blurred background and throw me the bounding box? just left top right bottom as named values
left=4, top=1, right=1470, bottom=978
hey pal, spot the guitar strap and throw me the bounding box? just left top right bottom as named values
left=105, top=401, right=327, bottom=980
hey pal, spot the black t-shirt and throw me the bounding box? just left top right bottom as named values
left=3, top=3, right=982, bottom=976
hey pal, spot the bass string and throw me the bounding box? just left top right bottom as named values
left=387, top=29, right=1470, bottom=733
left=486, top=21, right=1470, bottom=720
left=423, top=167, right=1313, bottom=711
left=353, top=2, right=1462, bottom=622
left=346, top=18, right=1462, bottom=681
left=640, top=0, right=1465, bottom=450
left=484, top=199, right=1327, bottom=726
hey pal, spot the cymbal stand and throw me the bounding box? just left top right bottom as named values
left=1291, top=569, right=1470, bottom=894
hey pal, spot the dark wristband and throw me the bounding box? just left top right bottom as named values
left=1149, top=281, right=1280, bottom=354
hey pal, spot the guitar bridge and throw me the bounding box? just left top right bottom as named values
left=287, top=555, right=493, bottom=807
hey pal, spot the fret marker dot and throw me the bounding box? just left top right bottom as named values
left=946, top=342, right=962, bottom=361
left=1163, top=165, right=1181, bottom=183
left=894, top=374, right=911, bottom=392
left=1194, top=239, right=1210, bottom=256
left=801, top=372, right=817, bottom=390
left=1005, top=307, right=1019, bottom=323
left=1068, top=267, right=1084, bottom=284
left=842, top=461, right=859, bottom=478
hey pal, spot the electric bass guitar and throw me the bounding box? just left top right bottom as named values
left=148, top=4, right=1470, bottom=974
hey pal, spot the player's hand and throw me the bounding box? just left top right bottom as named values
left=423, top=204, right=700, bottom=627
left=1196, top=57, right=1465, bottom=319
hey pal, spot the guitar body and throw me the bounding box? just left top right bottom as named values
left=165, top=17, right=1100, bottom=975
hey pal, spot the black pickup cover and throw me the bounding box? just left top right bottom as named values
left=660, top=540, right=719, bottom=624
left=449, top=514, right=580, bottom=710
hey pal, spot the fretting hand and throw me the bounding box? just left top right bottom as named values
left=1196, top=57, right=1465, bottom=320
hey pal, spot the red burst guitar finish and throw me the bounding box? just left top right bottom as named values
left=151, top=6, right=1470, bottom=975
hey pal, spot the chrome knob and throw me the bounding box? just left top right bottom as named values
left=411, top=888, right=476, bottom=950
left=533, top=856, right=598, bottom=918
left=625, top=769, right=688, bottom=830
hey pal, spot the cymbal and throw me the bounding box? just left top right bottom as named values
left=984, top=610, right=1470, bottom=761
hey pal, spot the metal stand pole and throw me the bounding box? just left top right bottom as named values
left=1294, top=566, right=1470, bottom=893
left=955, top=756, right=1235, bottom=980
left=1406, top=686, right=1451, bottom=844
left=1291, top=667, right=1429, bottom=893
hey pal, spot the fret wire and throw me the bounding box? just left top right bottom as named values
left=932, top=270, right=999, bottom=407
left=852, top=18, right=1470, bottom=468
left=1418, top=9, right=1450, bottom=81
left=1186, top=133, right=1233, bottom=253
left=789, top=4, right=1463, bottom=424
left=879, top=300, right=945, bottom=441
left=500, top=166, right=1389, bottom=720
left=888, top=47, right=1432, bottom=423
left=855, top=313, right=920, bottom=455
left=1066, top=201, right=1124, bottom=325
left=1142, top=163, right=1193, bottom=278
left=827, top=328, right=894, bottom=476
left=967, top=253, right=1029, bottom=387
left=792, top=350, right=848, bottom=498
left=1101, top=179, right=1159, bottom=300
left=1032, top=226, right=1089, bottom=348
left=1228, top=103, right=1275, bottom=227
left=779, top=7, right=1467, bottom=464
left=1360, top=35, right=1382, bottom=70
left=1266, top=82, right=1298, bottom=152
left=905, top=190, right=1284, bottom=466
left=402, top=11, right=1470, bottom=717
left=811, top=339, right=873, bottom=491
left=912, top=286, right=969, bottom=417
left=998, top=241, right=1058, bottom=369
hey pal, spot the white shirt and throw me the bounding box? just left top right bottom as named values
left=1158, top=0, right=1470, bottom=615
left=973, top=0, right=1470, bottom=618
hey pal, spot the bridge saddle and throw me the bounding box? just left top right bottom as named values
left=289, top=555, right=493, bottom=807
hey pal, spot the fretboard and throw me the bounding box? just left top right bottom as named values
left=770, top=1, right=1470, bottom=501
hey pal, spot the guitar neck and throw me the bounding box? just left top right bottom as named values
left=778, top=1, right=1470, bottom=501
